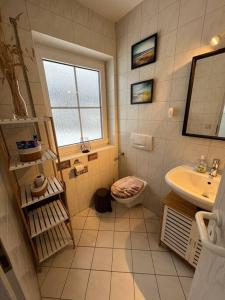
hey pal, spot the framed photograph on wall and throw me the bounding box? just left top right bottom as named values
left=131, top=79, right=154, bottom=105
left=131, top=33, right=157, bottom=69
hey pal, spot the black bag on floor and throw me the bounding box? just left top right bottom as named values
left=94, top=188, right=112, bottom=213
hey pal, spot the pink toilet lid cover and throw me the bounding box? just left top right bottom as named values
left=111, top=176, right=144, bottom=199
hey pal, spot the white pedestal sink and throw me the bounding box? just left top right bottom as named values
left=165, top=165, right=221, bottom=211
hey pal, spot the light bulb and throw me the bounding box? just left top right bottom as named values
left=210, top=35, right=221, bottom=46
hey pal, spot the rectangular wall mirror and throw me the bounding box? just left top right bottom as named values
left=182, top=48, right=225, bottom=140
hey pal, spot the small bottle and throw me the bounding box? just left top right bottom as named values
left=195, top=155, right=207, bottom=173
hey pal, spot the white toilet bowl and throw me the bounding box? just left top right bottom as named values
left=111, top=177, right=147, bottom=208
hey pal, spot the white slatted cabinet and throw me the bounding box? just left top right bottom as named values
left=161, top=205, right=203, bottom=268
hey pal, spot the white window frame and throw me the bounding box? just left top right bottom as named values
left=35, top=44, right=108, bottom=157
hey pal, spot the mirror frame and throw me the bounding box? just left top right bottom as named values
left=182, top=47, right=225, bottom=140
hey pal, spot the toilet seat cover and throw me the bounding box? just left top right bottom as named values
left=111, top=176, right=144, bottom=199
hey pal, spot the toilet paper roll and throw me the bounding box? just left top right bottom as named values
left=74, top=164, right=85, bottom=174
left=34, top=174, right=45, bottom=187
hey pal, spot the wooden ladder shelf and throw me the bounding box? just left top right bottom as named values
left=0, top=116, right=75, bottom=264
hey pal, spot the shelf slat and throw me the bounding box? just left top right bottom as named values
left=9, top=149, right=57, bottom=171
left=35, top=222, right=71, bottom=263
left=0, top=116, right=50, bottom=125
left=21, top=177, right=64, bottom=208
left=28, top=199, right=68, bottom=238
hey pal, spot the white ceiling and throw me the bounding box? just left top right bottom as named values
left=76, top=0, right=143, bottom=22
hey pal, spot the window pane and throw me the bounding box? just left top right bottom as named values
left=43, top=60, right=77, bottom=107
left=52, top=109, right=81, bottom=146
left=80, top=108, right=102, bottom=140
left=76, top=68, right=100, bottom=107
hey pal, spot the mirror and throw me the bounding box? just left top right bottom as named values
left=183, top=48, right=225, bottom=140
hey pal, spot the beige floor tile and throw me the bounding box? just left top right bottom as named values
left=73, top=229, right=82, bottom=245
left=72, top=247, right=94, bottom=269
left=148, top=233, right=168, bottom=251
left=132, top=250, right=154, bottom=274
left=99, top=217, right=115, bottom=230
left=172, top=254, right=194, bottom=277
left=71, top=216, right=86, bottom=229
left=156, top=275, right=185, bottom=300
left=96, top=230, right=114, bottom=248
left=79, top=230, right=98, bottom=247
left=40, top=257, right=53, bottom=267
left=145, top=219, right=160, bottom=233
left=134, top=274, right=160, bottom=300
left=112, top=249, right=133, bottom=272
left=100, top=209, right=116, bottom=218
left=37, top=267, right=49, bottom=287
left=84, top=217, right=100, bottom=230
left=88, top=207, right=101, bottom=217
left=86, top=271, right=111, bottom=300
left=152, top=252, right=177, bottom=275
left=130, top=219, right=146, bottom=232
left=51, top=246, right=76, bottom=268
left=143, top=208, right=158, bottom=219
left=179, top=277, right=192, bottom=299
left=61, top=269, right=89, bottom=300
left=129, top=206, right=144, bottom=218
left=131, top=232, right=150, bottom=250
left=110, top=272, right=134, bottom=300
left=92, top=248, right=112, bottom=271
left=114, top=231, right=131, bottom=249
left=41, top=268, right=68, bottom=298
left=76, top=208, right=90, bottom=217
left=115, top=218, right=130, bottom=231
left=116, top=204, right=130, bottom=218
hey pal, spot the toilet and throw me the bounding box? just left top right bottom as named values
left=111, top=176, right=147, bottom=208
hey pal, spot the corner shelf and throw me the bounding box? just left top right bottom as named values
left=35, top=222, right=71, bottom=263
left=21, top=177, right=64, bottom=208
left=9, top=149, right=57, bottom=171
left=28, top=199, right=68, bottom=238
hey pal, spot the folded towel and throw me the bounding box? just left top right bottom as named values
left=111, top=176, right=144, bottom=199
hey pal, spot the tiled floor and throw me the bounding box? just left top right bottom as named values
left=39, top=203, right=194, bottom=300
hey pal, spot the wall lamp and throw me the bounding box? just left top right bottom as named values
left=210, top=32, right=225, bottom=47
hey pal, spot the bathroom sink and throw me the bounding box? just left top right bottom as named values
left=165, top=165, right=221, bottom=211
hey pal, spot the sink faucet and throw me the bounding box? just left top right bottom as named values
left=209, top=159, right=220, bottom=177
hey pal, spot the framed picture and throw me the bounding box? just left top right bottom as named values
left=131, top=33, right=157, bottom=69
left=131, top=79, right=154, bottom=105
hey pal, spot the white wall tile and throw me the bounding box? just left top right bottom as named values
left=179, top=0, right=206, bottom=26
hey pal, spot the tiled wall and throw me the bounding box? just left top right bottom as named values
left=0, top=149, right=40, bottom=299
left=0, top=0, right=118, bottom=215
left=60, top=146, right=118, bottom=216
left=116, top=0, right=225, bottom=214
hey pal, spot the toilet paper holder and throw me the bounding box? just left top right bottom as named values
left=74, top=159, right=88, bottom=176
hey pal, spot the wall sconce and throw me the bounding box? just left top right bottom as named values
left=210, top=33, right=225, bottom=47
left=210, top=35, right=222, bottom=47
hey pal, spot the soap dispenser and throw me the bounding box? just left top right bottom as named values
left=195, top=155, right=207, bottom=173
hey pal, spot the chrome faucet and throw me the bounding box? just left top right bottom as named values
left=209, top=159, right=220, bottom=177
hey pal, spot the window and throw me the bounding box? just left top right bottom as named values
left=43, top=60, right=103, bottom=147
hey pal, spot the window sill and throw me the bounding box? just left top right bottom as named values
left=59, top=144, right=116, bottom=162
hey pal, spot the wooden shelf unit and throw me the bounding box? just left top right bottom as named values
left=35, top=222, right=71, bottom=263
left=0, top=116, right=49, bottom=125
left=0, top=116, right=75, bottom=264
left=9, top=149, right=57, bottom=171
left=20, top=176, right=63, bottom=208
left=28, top=199, right=68, bottom=238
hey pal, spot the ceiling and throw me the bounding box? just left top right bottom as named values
left=76, top=0, right=143, bottom=22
